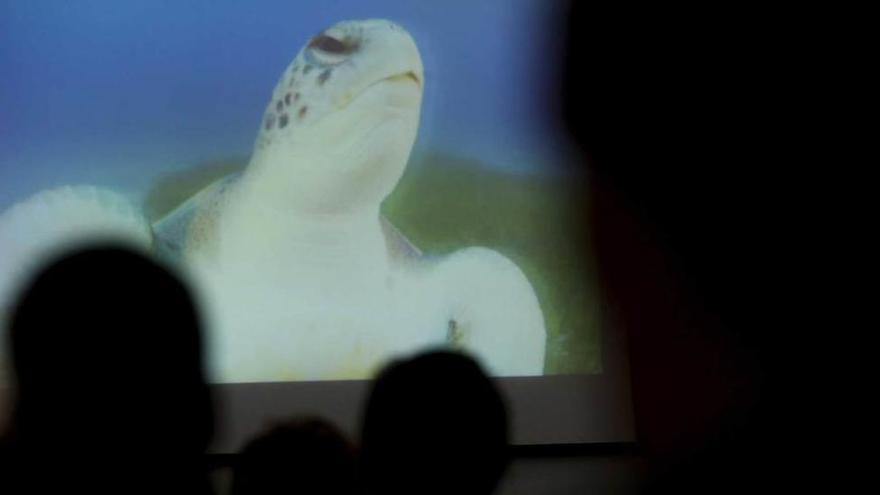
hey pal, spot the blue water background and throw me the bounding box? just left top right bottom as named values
left=0, top=0, right=575, bottom=209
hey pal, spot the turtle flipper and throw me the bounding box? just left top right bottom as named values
left=151, top=173, right=240, bottom=263
left=431, top=247, right=547, bottom=376
left=0, top=185, right=153, bottom=313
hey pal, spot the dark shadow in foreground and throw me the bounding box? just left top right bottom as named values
left=0, top=246, right=214, bottom=494
left=231, top=417, right=357, bottom=495
left=359, top=351, right=509, bottom=495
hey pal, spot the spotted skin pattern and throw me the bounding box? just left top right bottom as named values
left=255, top=21, right=373, bottom=152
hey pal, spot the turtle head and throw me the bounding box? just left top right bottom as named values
left=250, top=19, right=423, bottom=214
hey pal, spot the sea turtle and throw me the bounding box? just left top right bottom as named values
left=0, top=19, right=546, bottom=382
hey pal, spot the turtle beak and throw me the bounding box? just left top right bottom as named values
left=334, top=70, right=422, bottom=110
left=385, top=71, right=422, bottom=88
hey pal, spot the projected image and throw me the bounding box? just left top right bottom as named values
left=0, top=4, right=600, bottom=383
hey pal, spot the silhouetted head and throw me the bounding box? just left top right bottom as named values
left=1, top=245, right=213, bottom=489
left=231, top=417, right=356, bottom=495
left=360, top=351, right=509, bottom=495
left=561, top=4, right=774, bottom=492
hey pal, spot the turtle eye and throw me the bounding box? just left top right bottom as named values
left=307, top=33, right=358, bottom=66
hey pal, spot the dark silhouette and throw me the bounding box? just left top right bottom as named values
left=0, top=245, right=214, bottom=493
left=231, top=417, right=357, bottom=495
left=359, top=351, right=508, bottom=495
left=561, top=4, right=796, bottom=492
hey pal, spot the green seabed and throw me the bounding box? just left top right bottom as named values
left=145, top=151, right=602, bottom=374
left=384, top=152, right=601, bottom=374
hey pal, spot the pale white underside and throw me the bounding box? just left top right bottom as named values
left=179, top=187, right=546, bottom=381
left=0, top=184, right=547, bottom=383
